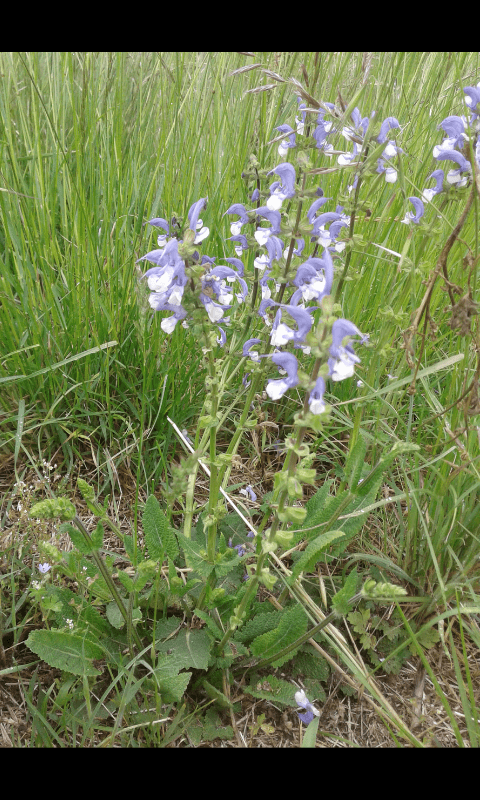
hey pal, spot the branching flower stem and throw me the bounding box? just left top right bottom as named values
left=72, top=515, right=143, bottom=654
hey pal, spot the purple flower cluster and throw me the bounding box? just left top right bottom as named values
left=421, top=80, right=480, bottom=204
left=138, top=198, right=247, bottom=340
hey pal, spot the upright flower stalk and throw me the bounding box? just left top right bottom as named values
left=136, top=70, right=478, bottom=656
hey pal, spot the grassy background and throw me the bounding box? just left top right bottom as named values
left=1, top=52, right=478, bottom=489
left=1, top=52, right=480, bottom=746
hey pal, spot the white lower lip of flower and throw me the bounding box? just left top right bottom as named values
left=168, top=287, right=184, bottom=305
left=255, top=230, right=270, bottom=247
left=161, top=316, right=177, bottom=334
left=270, top=323, right=294, bottom=347
left=148, top=294, right=162, bottom=309
left=206, top=302, right=224, bottom=322
left=254, top=255, right=270, bottom=270
left=148, top=267, right=174, bottom=292
left=194, top=227, right=209, bottom=244
left=331, top=355, right=356, bottom=381
left=266, top=379, right=289, bottom=400
left=383, top=143, right=397, bottom=158
left=309, top=398, right=326, bottom=415
left=266, top=194, right=284, bottom=211
left=230, top=222, right=243, bottom=235
left=422, top=189, right=436, bottom=203
left=385, top=168, right=398, bottom=183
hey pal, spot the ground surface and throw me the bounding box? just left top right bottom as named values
left=1, top=452, right=479, bottom=748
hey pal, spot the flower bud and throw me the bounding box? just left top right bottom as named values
left=30, top=497, right=76, bottom=521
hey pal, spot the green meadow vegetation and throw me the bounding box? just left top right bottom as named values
left=1, top=51, right=480, bottom=747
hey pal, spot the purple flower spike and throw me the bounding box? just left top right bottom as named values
left=438, top=115, right=466, bottom=140
left=266, top=352, right=299, bottom=401
left=463, top=85, right=480, bottom=113
left=188, top=198, right=207, bottom=232
left=275, top=123, right=297, bottom=148
left=240, top=484, right=257, bottom=502
left=255, top=206, right=282, bottom=235
left=148, top=217, right=170, bottom=234
left=224, top=203, right=250, bottom=224
left=307, top=196, right=331, bottom=224
left=402, top=196, right=425, bottom=225
left=225, top=257, right=245, bottom=277
left=265, top=234, right=284, bottom=263
left=228, top=234, right=249, bottom=251
left=311, top=212, right=341, bottom=238
left=377, top=116, right=400, bottom=144
left=309, top=375, right=327, bottom=415
left=434, top=150, right=470, bottom=172
left=267, top=162, right=296, bottom=198
left=243, top=338, right=263, bottom=361
left=422, top=169, right=444, bottom=203
left=328, top=318, right=363, bottom=382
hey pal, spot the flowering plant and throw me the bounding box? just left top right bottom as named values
left=26, top=61, right=479, bottom=745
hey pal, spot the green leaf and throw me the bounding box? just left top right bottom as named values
left=301, top=715, right=320, bottom=747
left=347, top=608, right=370, bottom=634
left=26, top=630, right=104, bottom=676
left=331, top=567, right=358, bottom=615
left=106, top=601, right=125, bottom=629
left=116, top=570, right=134, bottom=593
left=143, top=495, right=179, bottom=561
left=90, top=522, right=104, bottom=551
left=233, top=608, right=283, bottom=645
left=201, top=679, right=234, bottom=710
left=123, top=534, right=135, bottom=561
left=414, top=624, right=441, bottom=651
left=250, top=604, right=307, bottom=667
left=343, top=435, right=367, bottom=491
left=156, top=628, right=212, bottom=671
left=290, top=531, right=345, bottom=583
left=63, top=524, right=99, bottom=555
left=178, top=535, right=215, bottom=579
left=246, top=674, right=303, bottom=707
left=156, top=672, right=192, bottom=703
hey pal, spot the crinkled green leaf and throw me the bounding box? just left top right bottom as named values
left=331, top=567, right=358, bottom=615
left=26, top=630, right=104, bottom=677
left=250, top=604, right=307, bottom=667
left=156, top=628, right=212, bottom=671
left=156, top=671, right=192, bottom=703
left=178, top=535, right=215, bottom=579
left=343, top=435, right=367, bottom=491
left=143, top=495, right=178, bottom=561
left=246, top=674, right=303, bottom=708
left=233, top=608, right=283, bottom=645
left=290, top=531, right=345, bottom=583
left=106, top=601, right=125, bottom=629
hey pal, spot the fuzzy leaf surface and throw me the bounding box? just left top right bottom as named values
left=26, top=630, right=104, bottom=676
left=290, top=531, right=345, bottom=583
left=143, top=495, right=179, bottom=561
left=156, top=628, right=211, bottom=671
left=250, top=604, right=307, bottom=667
